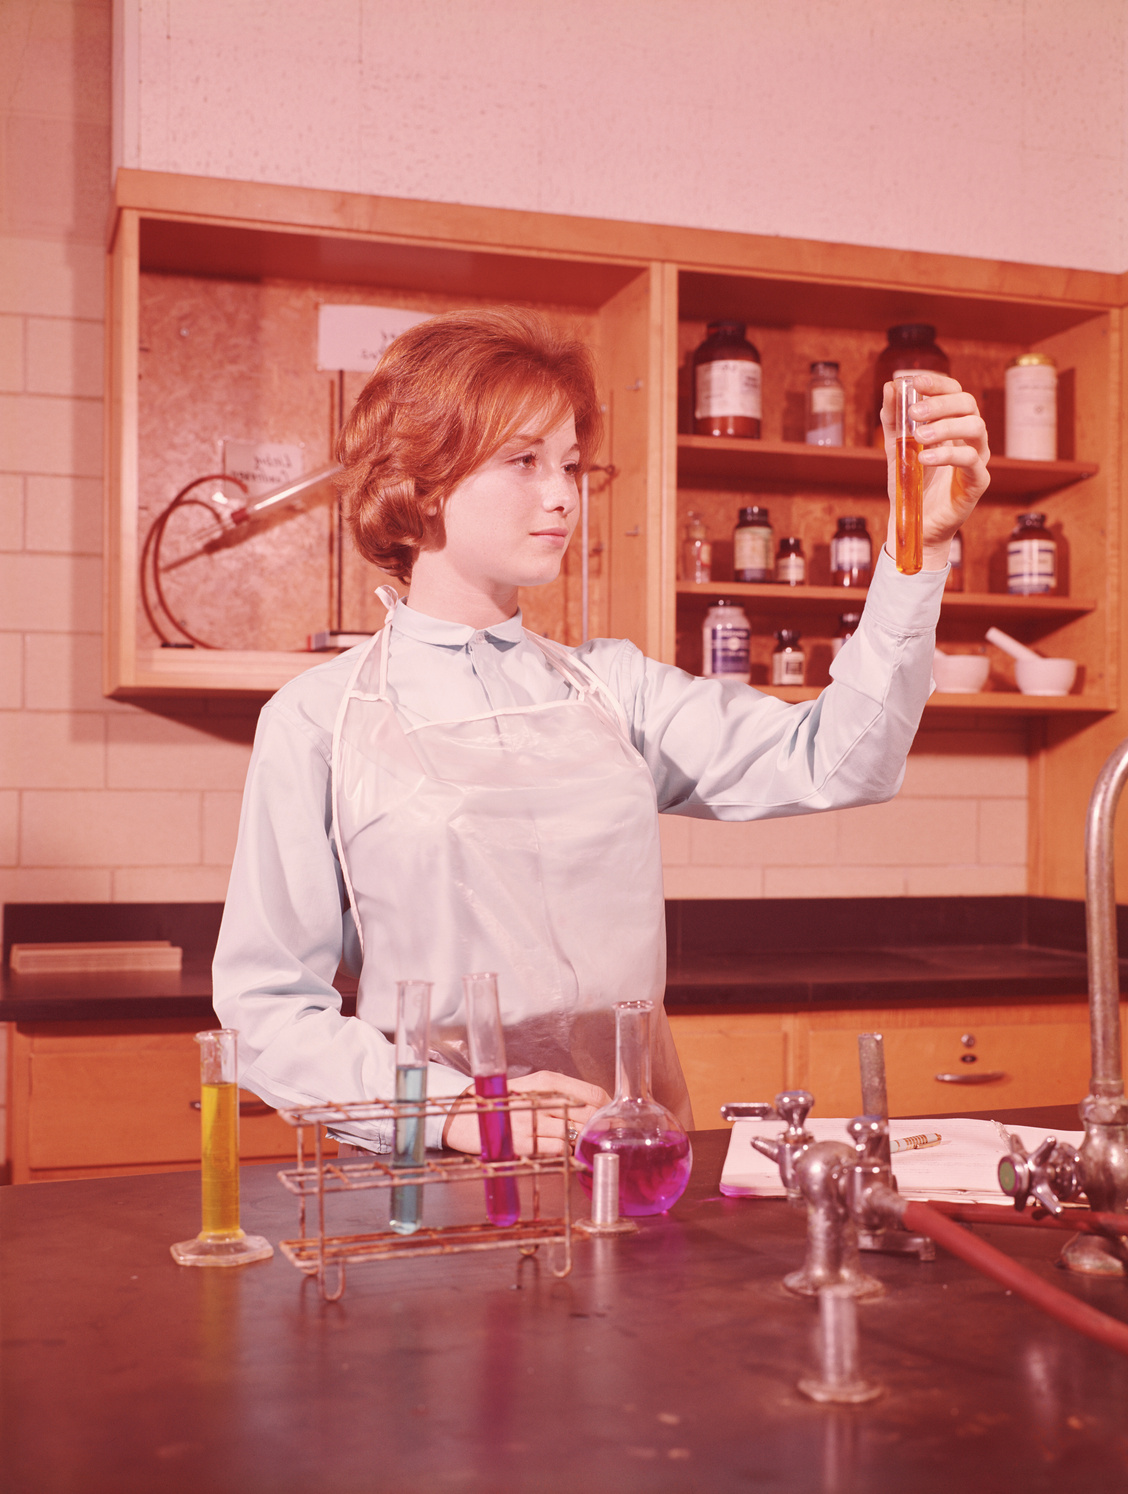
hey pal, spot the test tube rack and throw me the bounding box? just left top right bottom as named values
left=275, top=1090, right=577, bottom=1300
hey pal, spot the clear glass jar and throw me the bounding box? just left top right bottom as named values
left=776, top=535, right=806, bottom=586
left=771, top=628, right=805, bottom=685
left=575, top=1001, right=693, bottom=1217
left=734, top=505, right=773, bottom=582
left=805, top=361, right=845, bottom=446
left=702, top=600, right=751, bottom=683
left=681, top=511, right=712, bottom=583
left=830, top=516, right=873, bottom=588
left=1006, top=354, right=1057, bottom=461
left=831, top=612, right=862, bottom=658
left=1007, top=512, right=1057, bottom=595
left=693, top=321, right=762, bottom=439
left=945, top=529, right=964, bottom=593
left=873, top=324, right=949, bottom=444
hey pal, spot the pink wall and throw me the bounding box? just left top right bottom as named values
left=116, top=0, right=1128, bottom=274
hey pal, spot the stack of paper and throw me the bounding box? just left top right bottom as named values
left=720, top=1117, right=1084, bottom=1207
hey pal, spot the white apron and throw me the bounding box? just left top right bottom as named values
left=330, top=598, right=692, bottom=1127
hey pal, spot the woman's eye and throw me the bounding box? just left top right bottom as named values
left=563, top=462, right=579, bottom=477
left=511, top=451, right=537, bottom=469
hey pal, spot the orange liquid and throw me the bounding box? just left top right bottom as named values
left=199, top=1082, right=242, bottom=1240
left=895, top=436, right=923, bottom=575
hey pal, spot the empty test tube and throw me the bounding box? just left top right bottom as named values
left=798, top=1285, right=883, bottom=1404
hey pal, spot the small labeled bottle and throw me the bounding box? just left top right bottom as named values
left=734, top=506, right=773, bottom=582
left=1007, top=512, right=1057, bottom=595
left=693, top=322, right=762, bottom=439
left=702, top=600, right=752, bottom=684
left=771, top=629, right=805, bottom=685
left=873, top=324, right=949, bottom=443
left=1005, top=354, right=1057, bottom=461
left=681, top=511, right=712, bottom=583
left=830, top=516, right=873, bottom=588
left=805, top=361, right=845, bottom=446
left=831, top=612, right=862, bottom=658
left=945, top=529, right=964, bottom=593
left=776, top=536, right=806, bottom=586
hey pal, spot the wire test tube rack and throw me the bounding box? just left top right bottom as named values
left=275, top=1090, right=578, bottom=1301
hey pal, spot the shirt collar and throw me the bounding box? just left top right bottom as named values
left=390, top=599, right=525, bottom=648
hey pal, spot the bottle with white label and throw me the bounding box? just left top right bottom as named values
left=1005, top=354, right=1057, bottom=461
left=776, top=536, right=806, bottom=586
left=693, top=322, right=762, bottom=439
left=771, top=629, right=805, bottom=685
left=734, top=506, right=773, bottom=582
left=702, top=601, right=752, bottom=684
left=805, top=361, right=845, bottom=446
left=1007, top=512, right=1057, bottom=595
left=830, top=516, right=873, bottom=588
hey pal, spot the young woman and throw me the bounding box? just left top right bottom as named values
left=213, top=307, right=990, bottom=1155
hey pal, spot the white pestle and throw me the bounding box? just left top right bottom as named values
left=986, top=626, right=1042, bottom=663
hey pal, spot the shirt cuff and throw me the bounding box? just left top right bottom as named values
left=864, top=544, right=948, bottom=636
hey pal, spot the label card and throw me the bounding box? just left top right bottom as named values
left=317, top=304, right=429, bottom=372
left=223, top=440, right=306, bottom=498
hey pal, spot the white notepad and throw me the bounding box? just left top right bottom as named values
left=720, top=1117, right=1085, bottom=1207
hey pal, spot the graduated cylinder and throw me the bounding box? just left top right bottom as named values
left=170, top=1029, right=274, bottom=1268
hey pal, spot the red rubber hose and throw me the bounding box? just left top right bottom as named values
left=901, top=1199, right=1128, bottom=1359
left=925, top=1200, right=1128, bottom=1237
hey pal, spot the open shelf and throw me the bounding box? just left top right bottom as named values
left=676, top=582, right=1096, bottom=621
left=758, top=684, right=1111, bottom=715
left=676, top=435, right=1098, bottom=497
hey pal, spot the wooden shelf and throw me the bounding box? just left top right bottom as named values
left=676, top=434, right=1098, bottom=497
left=676, top=582, right=1096, bottom=621
left=757, top=684, right=1111, bottom=715
left=125, top=648, right=330, bottom=697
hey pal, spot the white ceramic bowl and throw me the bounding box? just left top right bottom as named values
left=932, top=652, right=990, bottom=693
left=1015, top=657, right=1077, bottom=696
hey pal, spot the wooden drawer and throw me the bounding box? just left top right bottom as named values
left=806, top=1018, right=1093, bottom=1116
left=668, top=1013, right=786, bottom=1129
left=8, top=1020, right=306, bottom=1183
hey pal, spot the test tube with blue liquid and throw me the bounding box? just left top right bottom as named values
left=390, top=979, right=432, bottom=1235
left=464, top=972, right=521, bottom=1228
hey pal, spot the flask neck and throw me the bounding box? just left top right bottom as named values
left=613, top=1002, right=654, bottom=1103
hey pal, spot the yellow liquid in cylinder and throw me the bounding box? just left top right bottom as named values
left=199, top=1082, right=242, bottom=1240
left=895, top=436, right=923, bottom=575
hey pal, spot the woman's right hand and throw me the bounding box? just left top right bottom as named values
left=442, top=1071, right=609, bottom=1155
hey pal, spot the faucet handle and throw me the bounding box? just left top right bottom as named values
left=774, top=1090, right=815, bottom=1137
left=846, top=1115, right=886, bottom=1162
left=998, top=1134, right=1076, bottom=1216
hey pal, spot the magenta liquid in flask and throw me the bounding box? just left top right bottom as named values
left=575, top=1001, right=692, bottom=1216
left=464, top=972, right=520, bottom=1228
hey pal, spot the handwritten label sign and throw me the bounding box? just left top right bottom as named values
left=317, top=304, right=429, bottom=372
left=223, top=440, right=306, bottom=499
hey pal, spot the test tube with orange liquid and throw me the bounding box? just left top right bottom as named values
left=892, top=374, right=924, bottom=575
left=171, top=1029, right=274, bottom=1267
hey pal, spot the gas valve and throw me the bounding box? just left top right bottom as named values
left=997, top=1134, right=1082, bottom=1216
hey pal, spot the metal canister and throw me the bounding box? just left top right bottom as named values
left=1005, top=353, right=1057, bottom=462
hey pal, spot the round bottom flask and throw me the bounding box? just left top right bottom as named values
left=575, top=1001, right=693, bottom=1216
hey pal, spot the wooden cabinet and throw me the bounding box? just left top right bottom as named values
left=104, top=170, right=1128, bottom=898
left=668, top=1000, right=1128, bottom=1128
left=5, top=1020, right=325, bottom=1183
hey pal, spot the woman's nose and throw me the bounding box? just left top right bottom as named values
left=543, top=472, right=578, bottom=514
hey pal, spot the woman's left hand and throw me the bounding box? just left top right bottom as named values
left=879, top=371, right=991, bottom=570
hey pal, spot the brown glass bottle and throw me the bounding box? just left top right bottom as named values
left=693, top=321, right=762, bottom=438
left=873, top=324, right=949, bottom=445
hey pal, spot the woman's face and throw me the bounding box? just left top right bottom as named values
left=436, top=412, right=580, bottom=595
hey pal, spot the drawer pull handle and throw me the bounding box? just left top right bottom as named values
left=190, top=1098, right=274, bottom=1117
left=934, top=1070, right=1007, bottom=1085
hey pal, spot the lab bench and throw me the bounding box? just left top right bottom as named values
left=3, top=896, right=1124, bottom=1183
left=4, top=1124, right=1128, bottom=1494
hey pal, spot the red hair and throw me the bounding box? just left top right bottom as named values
left=337, top=307, right=603, bottom=582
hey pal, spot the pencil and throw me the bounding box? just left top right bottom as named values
left=890, top=1132, right=942, bottom=1153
